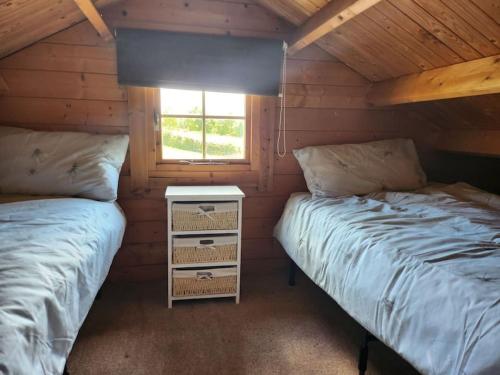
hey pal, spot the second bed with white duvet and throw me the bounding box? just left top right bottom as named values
left=274, top=183, right=500, bottom=375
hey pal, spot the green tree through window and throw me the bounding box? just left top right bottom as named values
left=160, top=88, right=246, bottom=160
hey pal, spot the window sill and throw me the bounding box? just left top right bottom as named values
left=151, top=162, right=252, bottom=174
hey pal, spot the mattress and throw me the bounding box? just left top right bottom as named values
left=274, top=183, right=500, bottom=375
left=0, top=196, right=126, bottom=374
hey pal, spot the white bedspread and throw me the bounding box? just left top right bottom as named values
left=274, top=183, right=500, bottom=375
left=0, top=198, right=126, bottom=375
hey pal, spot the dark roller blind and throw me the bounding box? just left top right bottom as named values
left=116, top=28, right=284, bottom=96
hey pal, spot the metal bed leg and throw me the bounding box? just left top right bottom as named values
left=358, top=330, right=377, bottom=375
left=288, top=258, right=297, bottom=286
left=95, top=287, right=103, bottom=300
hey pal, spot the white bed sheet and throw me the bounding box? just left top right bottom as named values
left=274, top=183, right=500, bottom=375
left=0, top=198, right=126, bottom=375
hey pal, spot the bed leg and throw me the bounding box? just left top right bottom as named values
left=358, top=330, right=377, bottom=375
left=288, top=258, right=297, bottom=286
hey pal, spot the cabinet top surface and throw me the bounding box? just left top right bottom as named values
left=165, top=185, right=245, bottom=199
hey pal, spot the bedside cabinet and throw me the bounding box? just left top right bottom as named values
left=165, top=185, right=245, bottom=308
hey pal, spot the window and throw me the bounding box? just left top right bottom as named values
left=160, top=88, right=249, bottom=162
left=133, top=86, right=274, bottom=191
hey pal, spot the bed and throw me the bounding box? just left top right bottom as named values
left=0, top=126, right=129, bottom=374
left=274, top=182, right=500, bottom=375
left=0, top=195, right=126, bottom=374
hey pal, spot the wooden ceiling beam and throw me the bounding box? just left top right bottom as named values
left=287, top=0, right=383, bottom=55
left=73, top=0, right=114, bottom=42
left=366, top=55, right=500, bottom=106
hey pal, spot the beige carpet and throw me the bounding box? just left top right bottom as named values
left=68, top=265, right=419, bottom=375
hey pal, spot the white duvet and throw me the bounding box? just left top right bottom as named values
left=274, top=183, right=500, bottom=375
left=0, top=198, right=126, bottom=375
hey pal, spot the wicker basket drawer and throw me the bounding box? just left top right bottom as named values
left=172, top=202, right=238, bottom=231
left=172, top=267, right=237, bottom=297
left=173, top=235, right=237, bottom=265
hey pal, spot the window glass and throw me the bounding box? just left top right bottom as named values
left=205, top=119, right=245, bottom=159
left=205, top=92, right=245, bottom=117
left=161, top=117, right=203, bottom=159
left=160, top=88, right=246, bottom=160
left=161, top=88, right=202, bottom=115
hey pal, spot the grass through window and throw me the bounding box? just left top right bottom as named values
left=160, top=88, right=246, bottom=161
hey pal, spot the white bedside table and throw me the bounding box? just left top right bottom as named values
left=165, top=185, right=245, bottom=308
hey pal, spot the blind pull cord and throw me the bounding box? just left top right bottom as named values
left=277, top=41, right=288, bottom=159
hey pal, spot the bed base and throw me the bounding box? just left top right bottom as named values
left=62, top=285, right=104, bottom=375
left=288, top=258, right=297, bottom=286
left=287, top=258, right=379, bottom=375
left=358, top=330, right=378, bottom=375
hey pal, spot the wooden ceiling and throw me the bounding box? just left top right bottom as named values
left=406, top=93, right=500, bottom=130
left=0, top=0, right=119, bottom=59
left=1, top=0, right=498, bottom=83
left=257, top=0, right=500, bottom=82
left=100, top=0, right=291, bottom=39
left=0, top=0, right=497, bottom=157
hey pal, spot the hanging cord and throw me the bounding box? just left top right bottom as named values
left=277, top=41, right=288, bottom=158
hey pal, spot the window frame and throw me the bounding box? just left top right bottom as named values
left=134, top=86, right=274, bottom=191
left=155, top=89, right=252, bottom=165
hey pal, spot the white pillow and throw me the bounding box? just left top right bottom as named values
left=0, top=126, right=129, bottom=201
left=293, top=138, right=427, bottom=198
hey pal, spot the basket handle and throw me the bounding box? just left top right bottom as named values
left=200, top=239, right=215, bottom=245
left=197, top=239, right=215, bottom=250
left=196, top=271, right=213, bottom=280
left=199, top=205, right=215, bottom=212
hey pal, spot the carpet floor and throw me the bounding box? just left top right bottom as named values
left=68, top=265, right=419, bottom=375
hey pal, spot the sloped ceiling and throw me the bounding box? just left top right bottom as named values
left=0, top=0, right=498, bottom=157
left=100, top=0, right=291, bottom=39
left=0, top=0, right=120, bottom=59
left=404, top=93, right=500, bottom=130
left=257, top=0, right=500, bottom=82
left=1, top=0, right=499, bottom=83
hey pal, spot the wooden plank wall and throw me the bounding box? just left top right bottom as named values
left=402, top=93, right=500, bottom=157
left=0, top=22, right=127, bottom=134
left=423, top=151, right=500, bottom=194
left=0, top=0, right=439, bottom=282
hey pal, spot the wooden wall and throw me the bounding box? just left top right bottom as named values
left=113, top=46, right=438, bottom=281
left=0, top=0, right=439, bottom=282
left=402, top=93, right=500, bottom=157
left=0, top=22, right=127, bottom=134
left=403, top=93, right=500, bottom=193
left=423, top=151, right=500, bottom=194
